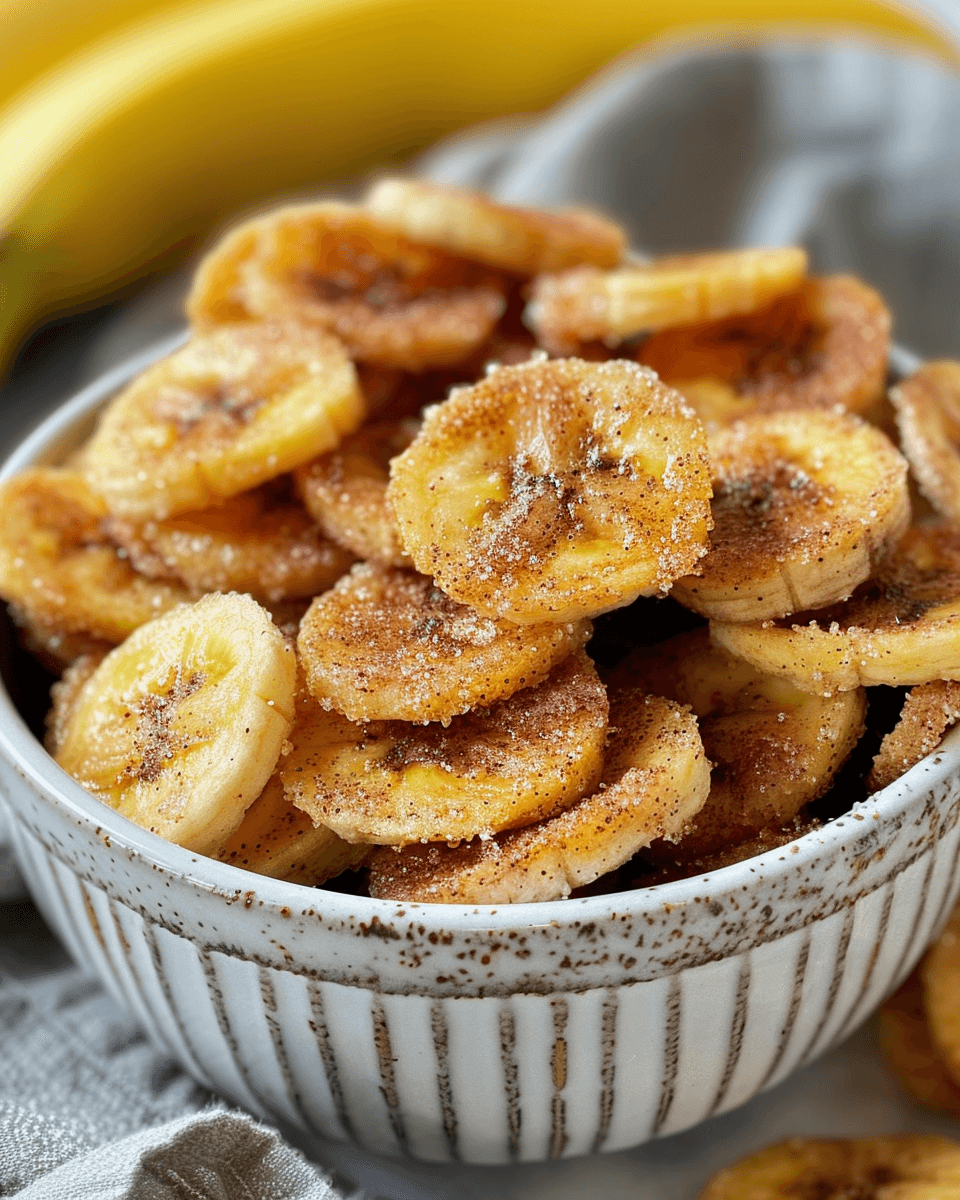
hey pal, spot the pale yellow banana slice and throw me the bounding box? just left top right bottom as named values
left=868, top=680, right=960, bottom=793
left=891, top=361, right=960, bottom=523
left=387, top=358, right=713, bottom=623
left=713, top=524, right=960, bottom=696
left=923, top=904, right=960, bottom=1096
left=699, top=1136, right=960, bottom=1200
left=368, top=689, right=709, bottom=904
left=54, top=592, right=297, bottom=855
left=364, top=178, right=626, bottom=275
left=0, top=467, right=195, bottom=645
left=83, top=321, right=364, bottom=521
left=878, top=970, right=960, bottom=1121
left=637, top=275, right=891, bottom=427
left=609, top=630, right=865, bottom=856
left=106, top=478, right=355, bottom=604
left=293, top=419, right=419, bottom=568
left=280, top=650, right=607, bottom=845
left=296, top=562, right=590, bottom=724
left=186, top=202, right=507, bottom=371
left=670, top=410, right=910, bottom=622
left=526, top=247, right=808, bottom=354
left=216, top=771, right=369, bottom=886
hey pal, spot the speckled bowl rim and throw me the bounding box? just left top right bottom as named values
left=0, top=336, right=951, bottom=936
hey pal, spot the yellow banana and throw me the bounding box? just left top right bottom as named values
left=0, top=0, right=952, bottom=377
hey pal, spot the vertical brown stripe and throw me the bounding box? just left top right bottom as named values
left=890, top=853, right=937, bottom=991
left=306, top=982, right=355, bottom=1141
left=591, top=989, right=618, bottom=1154
left=652, top=975, right=682, bottom=1135
left=549, top=999, right=568, bottom=1159
left=141, top=921, right=219, bottom=1090
left=707, top=957, right=751, bottom=1117
left=929, top=821, right=960, bottom=939
left=758, top=931, right=811, bottom=1091
left=372, top=998, right=408, bottom=1154
left=196, top=948, right=273, bottom=1115
left=834, top=886, right=895, bottom=1043
left=259, top=967, right=313, bottom=1129
left=794, top=907, right=855, bottom=1067
left=102, top=898, right=178, bottom=1062
left=44, top=855, right=91, bottom=966
left=499, top=1005, right=521, bottom=1159
left=430, top=1000, right=460, bottom=1160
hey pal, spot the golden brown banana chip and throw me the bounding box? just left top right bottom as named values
left=280, top=649, right=608, bottom=845
left=293, top=419, right=419, bottom=568
left=923, top=903, right=960, bottom=1093
left=891, top=361, right=960, bottom=524
left=713, top=524, right=960, bottom=696
left=365, top=178, right=626, bottom=275
left=387, top=357, right=713, bottom=623
left=54, top=593, right=297, bottom=855
left=637, top=275, right=891, bottom=427
left=83, top=321, right=365, bottom=521
left=368, top=689, right=709, bottom=904
left=106, top=478, right=355, bottom=604
left=878, top=969, right=960, bottom=1121
left=868, top=680, right=960, bottom=793
left=699, top=1135, right=960, bottom=1199
left=186, top=202, right=508, bottom=371
left=670, top=410, right=910, bottom=622
left=0, top=468, right=195, bottom=646
left=216, top=771, right=369, bottom=886
left=44, top=648, right=109, bottom=756
left=526, top=247, right=808, bottom=354
left=297, top=563, right=591, bottom=724
left=609, top=630, right=864, bottom=857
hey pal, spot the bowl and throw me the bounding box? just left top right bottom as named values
left=1, top=339, right=959, bottom=1164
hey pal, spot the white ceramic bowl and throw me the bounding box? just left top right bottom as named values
left=1, top=341, right=959, bottom=1164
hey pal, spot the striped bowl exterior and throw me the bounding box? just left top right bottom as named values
left=5, top=745, right=960, bottom=1163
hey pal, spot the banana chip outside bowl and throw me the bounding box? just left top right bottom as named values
left=1, top=342, right=960, bottom=1164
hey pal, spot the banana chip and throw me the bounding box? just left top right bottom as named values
left=892, top=361, right=960, bottom=524
left=388, top=357, right=713, bottom=622
left=280, top=650, right=608, bottom=845
left=878, top=969, right=960, bottom=1120
left=187, top=202, right=508, bottom=371
left=671, top=409, right=910, bottom=622
left=868, top=680, right=960, bottom=793
left=84, top=321, right=365, bottom=520
left=526, top=247, right=808, bottom=354
left=54, top=592, right=297, bottom=855
left=297, top=563, right=590, bottom=724
left=368, top=689, right=709, bottom=904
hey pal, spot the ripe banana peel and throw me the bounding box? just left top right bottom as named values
left=0, top=0, right=954, bottom=379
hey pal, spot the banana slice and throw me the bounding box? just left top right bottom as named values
left=368, top=689, right=709, bottom=904
left=713, top=524, right=960, bottom=696
left=106, top=478, right=355, bottom=604
left=216, top=771, right=369, bottom=885
left=525, top=247, right=808, bottom=354
left=891, top=361, right=960, bottom=523
left=83, top=321, right=365, bottom=521
left=878, top=969, right=960, bottom=1121
left=387, top=358, right=713, bottom=623
left=868, top=680, right=960, bottom=793
left=10, top=605, right=113, bottom=675
left=923, top=903, right=960, bottom=1092
left=670, top=410, right=910, bottom=622
left=636, top=275, right=891, bottom=427
left=699, top=1136, right=960, bottom=1200
left=294, top=418, right=419, bottom=568
left=296, top=563, right=590, bottom=724
left=280, top=649, right=608, bottom=845
left=364, top=178, right=626, bottom=274
left=0, top=467, right=195, bottom=645
left=186, top=202, right=507, bottom=371
left=54, top=592, right=297, bottom=855
left=609, top=630, right=865, bottom=856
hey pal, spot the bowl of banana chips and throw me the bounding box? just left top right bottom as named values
left=1, top=181, right=959, bottom=1163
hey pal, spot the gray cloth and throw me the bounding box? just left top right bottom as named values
left=4, top=29, right=960, bottom=1200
